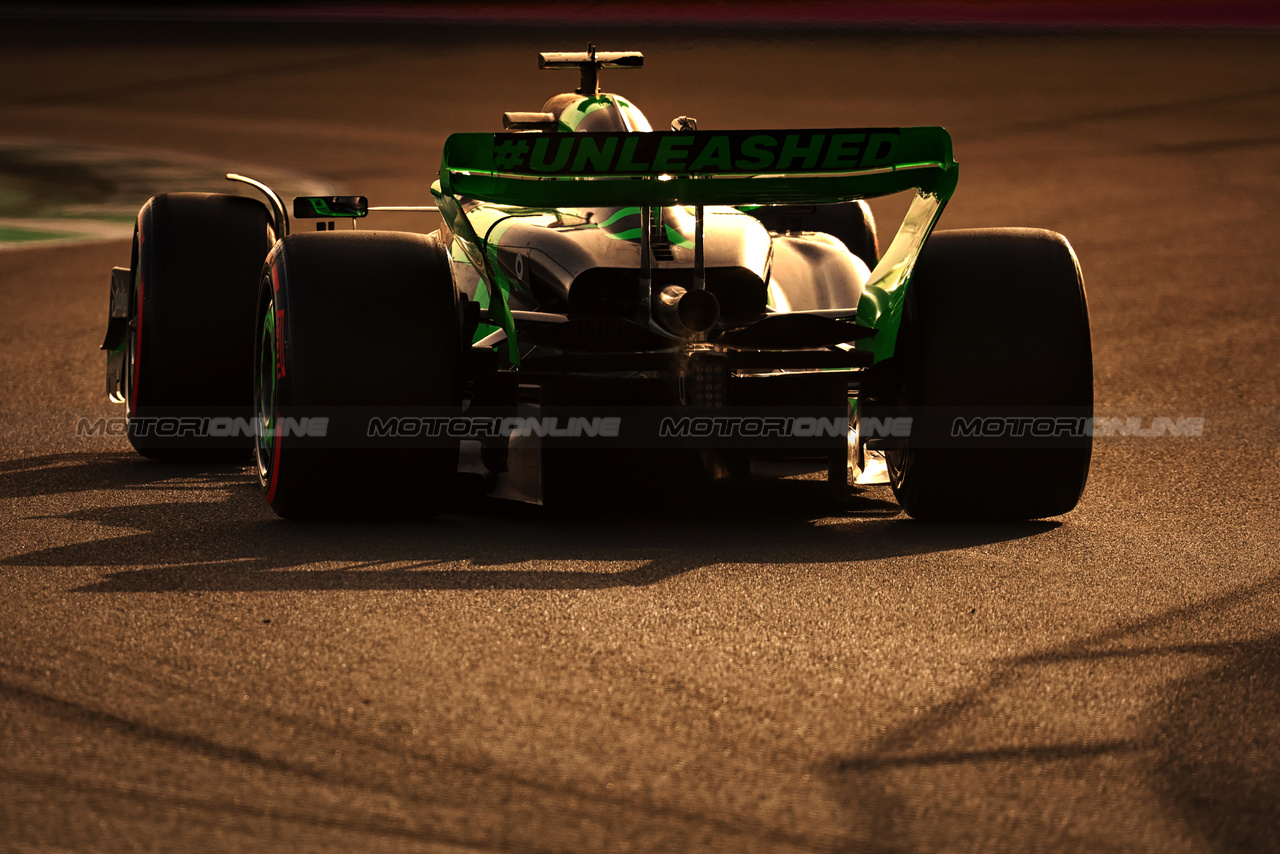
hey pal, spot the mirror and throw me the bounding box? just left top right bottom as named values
left=293, top=196, right=368, bottom=218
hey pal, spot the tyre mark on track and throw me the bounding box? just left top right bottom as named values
left=0, top=676, right=829, bottom=851
left=830, top=571, right=1280, bottom=770
left=823, top=573, right=1280, bottom=848
left=837, top=739, right=1145, bottom=770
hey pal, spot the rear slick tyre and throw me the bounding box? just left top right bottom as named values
left=125, top=193, right=274, bottom=460
left=878, top=228, right=1093, bottom=521
left=254, top=231, right=463, bottom=520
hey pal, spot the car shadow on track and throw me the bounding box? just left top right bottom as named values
left=824, top=572, right=1280, bottom=852
left=0, top=451, right=260, bottom=498
left=3, top=452, right=1060, bottom=594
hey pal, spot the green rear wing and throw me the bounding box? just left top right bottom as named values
left=435, top=127, right=959, bottom=363
left=440, top=127, right=955, bottom=206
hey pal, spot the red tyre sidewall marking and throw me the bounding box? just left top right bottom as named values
left=265, top=260, right=284, bottom=504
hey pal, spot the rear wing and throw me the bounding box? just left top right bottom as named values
left=435, top=127, right=959, bottom=364
left=439, top=127, right=956, bottom=207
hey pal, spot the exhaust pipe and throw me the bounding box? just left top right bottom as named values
left=654, top=285, right=719, bottom=337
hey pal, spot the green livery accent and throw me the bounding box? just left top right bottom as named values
left=664, top=222, right=694, bottom=248
left=437, top=126, right=958, bottom=364
left=432, top=182, right=520, bottom=365
left=299, top=197, right=368, bottom=218
left=451, top=238, right=499, bottom=343
left=559, top=95, right=638, bottom=131
left=600, top=227, right=641, bottom=240
left=484, top=240, right=520, bottom=362
left=597, top=206, right=641, bottom=228
left=855, top=191, right=951, bottom=363
left=574, top=205, right=644, bottom=241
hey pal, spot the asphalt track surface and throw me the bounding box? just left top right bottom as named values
left=2, top=21, right=1279, bottom=853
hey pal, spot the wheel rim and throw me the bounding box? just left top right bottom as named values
left=254, top=299, right=277, bottom=485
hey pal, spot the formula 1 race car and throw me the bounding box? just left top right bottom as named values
left=101, top=47, right=1092, bottom=521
